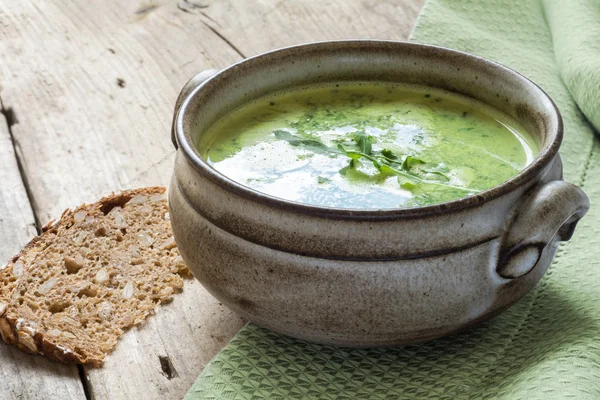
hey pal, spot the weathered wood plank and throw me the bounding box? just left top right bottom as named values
left=0, top=0, right=424, bottom=398
left=198, top=0, right=426, bottom=57
left=0, top=117, right=37, bottom=260
left=0, top=1, right=244, bottom=399
left=87, top=282, right=244, bottom=399
left=0, top=0, right=241, bottom=220
left=0, top=113, right=86, bottom=400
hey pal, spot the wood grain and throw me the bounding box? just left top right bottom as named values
left=197, top=0, right=426, bottom=57
left=0, top=116, right=37, bottom=262
left=86, top=281, right=244, bottom=399
left=0, top=0, right=241, bottom=221
left=0, top=113, right=86, bottom=400
left=0, top=1, right=244, bottom=399
left=0, top=0, right=423, bottom=398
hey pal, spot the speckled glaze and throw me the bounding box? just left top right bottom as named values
left=168, top=41, right=589, bottom=346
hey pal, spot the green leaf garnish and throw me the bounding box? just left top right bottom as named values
left=273, top=129, right=458, bottom=192
left=381, top=149, right=398, bottom=160
left=424, top=171, right=451, bottom=181
left=423, top=162, right=451, bottom=180
left=398, top=178, right=418, bottom=190
left=380, top=165, right=422, bottom=183
left=402, top=156, right=426, bottom=170
left=400, top=157, right=451, bottom=182
left=337, top=144, right=381, bottom=168
left=336, top=144, right=362, bottom=161
left=274, top=130, right=333, bottom=155
left=426, top=162, right=450, bottom=173
left=354, top=133, right=373, bottom=155
left=410, top=161, right=451, bottom=181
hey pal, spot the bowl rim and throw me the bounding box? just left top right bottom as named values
left=174, top=40, right=563, bottom=219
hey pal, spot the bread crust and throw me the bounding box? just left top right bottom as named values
left=0, top=187, right=186, bottom=365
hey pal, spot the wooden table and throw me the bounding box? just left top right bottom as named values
left=0, top=1, right=423, bottom=398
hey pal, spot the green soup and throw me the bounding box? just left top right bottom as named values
left=199, top=82, right=538, bottom=209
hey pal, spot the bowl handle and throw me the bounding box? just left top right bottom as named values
left=171, top=69, right=219, bottom=149
left=497, top=180, right=589, bottom=279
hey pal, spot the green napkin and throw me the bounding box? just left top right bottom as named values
left=543, top=0, right=600, bottom=132
left=186, top=1, right=600, bottom=398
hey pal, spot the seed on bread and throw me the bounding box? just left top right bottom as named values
left=0, top=319, right=14, bottom=342
left=122, top=282, right=134, bottom=299
left=12, top=261, right=23, bottom=277
left=18, top=330, right=38, bottom=353
left=61, top=331, right=77, bottom=340
left=0, top=187, right=190, bottom=365
left=94, top=268, right=109, bottom=285
left=160, top=237, right=177, bottom=251
left=97, top=302, right=113, bottom=321
left=64, top=256, right=85, bottom=274
left=37, top=277, right=58, bottom=294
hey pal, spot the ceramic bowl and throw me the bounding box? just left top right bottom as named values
left=168, top=41, right=589, bottom=346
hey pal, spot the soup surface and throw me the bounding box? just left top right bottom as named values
left=199, top=82, right=538, bottom=209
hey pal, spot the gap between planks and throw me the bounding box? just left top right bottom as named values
left=0, top=1, right=424, bottom=398
left=0, top=102, right=86, bottom=399
left=77, top=365, right=92, bottom=400
left=0, top=95, right=42, bottom=234
left=0, top=1, right=246, bottom=398
left=1, top=95, right=92, bottom=399
left=176, top=0, right=246, bottom=58
left=199, top=19, right=246, bottom=58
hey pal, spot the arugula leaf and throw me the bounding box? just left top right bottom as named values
left=424, top=171, right=450, bottom=181
left=273, top=129, right=456, bottom=192
left=381, top=149, right=398, bottom=160
left=337, top=144, right=381, bottom=168
left=426, top=162, right=450, bottom=173
left=354, top=133, right=373, bottom=155
left=399, top=157, right=451, bottom=182
left=423, top=162, right=451, bottom=180
left=398, top=177, right=418, bottom=190
left=339, top=158, right=361, bottom=176
left=337, top=144, right=362, bottom=161
left=273, top=129, right=300, bottom=144
left=338, top=143, right=426, bottom=188
left=380, top=165, right=422, bottom=183
left=406, top=162, right=450, bottom=181
left=339, top=164, right=350, bottom=176
left=274, top=130, right=332, bottom=154
left=402, top=156, right=426, bottom=170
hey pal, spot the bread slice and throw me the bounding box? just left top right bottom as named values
left=0, top=187, right=189, bottom=365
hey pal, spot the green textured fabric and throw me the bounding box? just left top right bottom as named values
left=186, top=1, right=600, bottom=399
left=543, top=0, right=600, bottom=131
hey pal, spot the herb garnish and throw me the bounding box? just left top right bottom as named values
left=274, top=130, right=331, bottom=155
left=274, top=129, right=462, bottom=191
left=354, top=132, right=372, bottom=154
left=381, top=149, right=398, bottom=160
